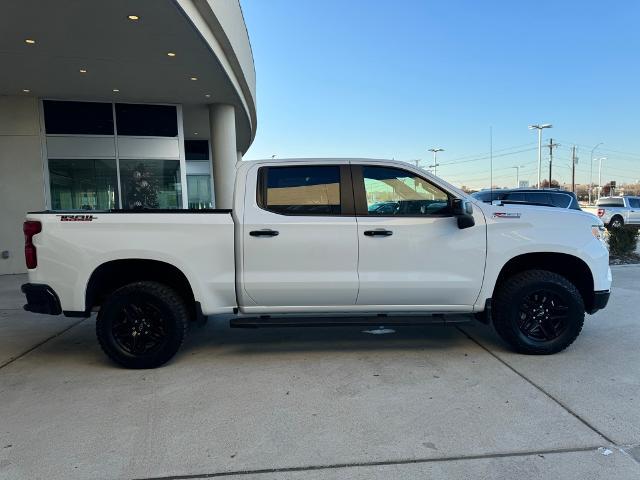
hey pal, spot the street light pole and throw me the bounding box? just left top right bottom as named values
left=589, top=142, right=603, bottom=204
left=512, top=165, right=523, bottom=188
left=428, top=148, right=444, bottom=176
left=529, top=124, right=552, bottom=189
left=597, top=157, right=607, bottom=199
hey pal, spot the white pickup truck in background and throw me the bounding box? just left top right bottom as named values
left=22, top=159, right=612, bottom=368
left=584, top=196, right=640, bottom=229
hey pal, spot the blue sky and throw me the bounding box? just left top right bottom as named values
left=241, top=0, right=640, bottom=189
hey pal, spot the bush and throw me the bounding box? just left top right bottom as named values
left=608, top=226, right=639, bottom=256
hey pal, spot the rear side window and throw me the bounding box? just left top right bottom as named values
left=597, top=198, right=625, bottom=207
left=550, top=193, right=572, bottom=208
left=261, top=166, right=341, bottom=215
left=504, top=192, right=526, bottom=202
left=526, top=192, right=552, bottom=205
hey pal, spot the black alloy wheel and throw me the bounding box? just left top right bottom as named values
left=493, top=270, right=585, bottom=355
left=112, top=302, right=168, bottom=355
left=96, top=281, right=188, bottom=368
left=517, top=289, right=569, bottom=341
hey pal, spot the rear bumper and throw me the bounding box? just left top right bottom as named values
left=21, top=283, right=62, bottom=315
left=588, top=290, right=610, bottom=314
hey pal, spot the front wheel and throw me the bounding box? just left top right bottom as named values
left=493, top=270, right=585, bottom=355
left=96, top=281, right=189, bottom=368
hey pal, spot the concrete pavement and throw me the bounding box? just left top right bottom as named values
left=0, top=268, right=639, bottom=479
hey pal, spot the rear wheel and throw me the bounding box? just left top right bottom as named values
left=96, top=281, right=188, bottom=368
left=609, top=216, right=624, bottom=229
left=493, top=270, right=584, bottom=355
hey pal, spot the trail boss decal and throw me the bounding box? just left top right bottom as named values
left=493, top=212, right=521, bottom=219
left=57, top=214, right=96, bottom=222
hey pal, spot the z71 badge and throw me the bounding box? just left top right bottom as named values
left=57, top=214, right=96, bottom=222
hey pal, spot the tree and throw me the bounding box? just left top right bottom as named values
left=126, top=163, right=159, bottom=209
left=540, top=179, right=560, bottom=188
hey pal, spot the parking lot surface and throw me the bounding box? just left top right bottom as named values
left=1, top=267, right=639, bottom=479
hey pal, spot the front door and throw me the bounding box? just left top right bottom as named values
left=241, top=163, right=359, bottom=309
left=352, top=164, right=486, bottom=309
left=628, top=197, right=640, bottom=224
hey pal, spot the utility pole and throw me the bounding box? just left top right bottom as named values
left=571, top=146, right=577, bottom=192
left=428, top=148, right=443, bottom=176
left=547, top=138, right=559, bottom=187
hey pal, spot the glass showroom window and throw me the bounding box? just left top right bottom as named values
left=185, top=140, right=212, bottom=208
left=119, top=159, right=182, bottom=209
left=187, top=175, right=212, bottom=209
left=49, top=159, right=119, bottom=210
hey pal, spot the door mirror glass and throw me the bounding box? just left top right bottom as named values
left=451, top=198, right=475, bottom=229
left=452, top=198, right=473, bottom=215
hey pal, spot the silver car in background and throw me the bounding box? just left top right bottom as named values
left=590, top=196, right=640, bottom=228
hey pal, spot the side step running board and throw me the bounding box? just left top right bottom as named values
left=229, top=315, right=471, bottom=329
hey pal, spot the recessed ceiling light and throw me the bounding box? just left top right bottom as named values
left=193, top=132, right=199, bottom=135
left=128, top=15, right=140, bottom=21
left=112, top=88, right=120, bottom=92
left=79, top=68, right=87, bottom=73
left=204, top=94, right=211, bottom=98
left=167, top=52, right=176, bottom=57
left=22, top=89, right=30, bottom=93
left=190, top=76, right=198, bottom=81
left=25, top=39, right=36, bottom=44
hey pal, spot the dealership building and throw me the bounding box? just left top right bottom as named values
left=0, top=0, right=256, bottom=274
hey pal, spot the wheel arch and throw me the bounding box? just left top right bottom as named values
left=493, top=252, right=595, bottom=313
left=85, top=259, right=197, bottom=318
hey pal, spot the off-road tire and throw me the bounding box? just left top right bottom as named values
left=493, top=270, right=585, bottom=355
left=96, top=281, right=189, bottom=369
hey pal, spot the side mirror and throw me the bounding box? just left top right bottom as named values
left=452, top=198, right=475, bottom=229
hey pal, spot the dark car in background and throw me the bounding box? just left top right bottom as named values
left=471, top=188, right=581, bottom=210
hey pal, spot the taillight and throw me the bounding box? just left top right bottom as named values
left=597, top=208, right=605, bottom=217
left=24, top=221, right=42, bottom=269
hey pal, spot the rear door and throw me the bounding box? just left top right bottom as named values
left=628, top=198, right=640, bottom=224
left=241, top=163, right=359, bottom=308
left=352, top=164, right=486, bottom=309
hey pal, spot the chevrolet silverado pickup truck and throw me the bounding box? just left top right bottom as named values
left=22, top=158, right=612, bottom=368
left=584, top=196, right=640, bottom=228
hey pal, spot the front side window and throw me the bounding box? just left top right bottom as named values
left=262, top=166, right=341, bottom=215
left=629, top=198, right=640, bottom=209
left=362, top=166, right=450, bottom=216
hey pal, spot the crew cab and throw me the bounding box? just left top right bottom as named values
left=585, top=196, right=640, bottom=229
left=22, top=159, right=612, bottom=368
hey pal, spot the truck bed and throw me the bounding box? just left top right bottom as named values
left=25, top=210, right=237, bottom=315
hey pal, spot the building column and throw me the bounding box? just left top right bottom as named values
left=209, top=104, right=237, bottom=209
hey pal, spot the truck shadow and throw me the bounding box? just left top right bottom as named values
left=178, top=316, right=497, bottom=356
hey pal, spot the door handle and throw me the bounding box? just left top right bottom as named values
left=250, top=229, right=279, bottom=237
left=364, top=229, right=393, bottom=237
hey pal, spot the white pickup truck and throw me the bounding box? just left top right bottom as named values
left=584, top=196, right=640, bottom=229
left=22, top=158, right=612, bottom=368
